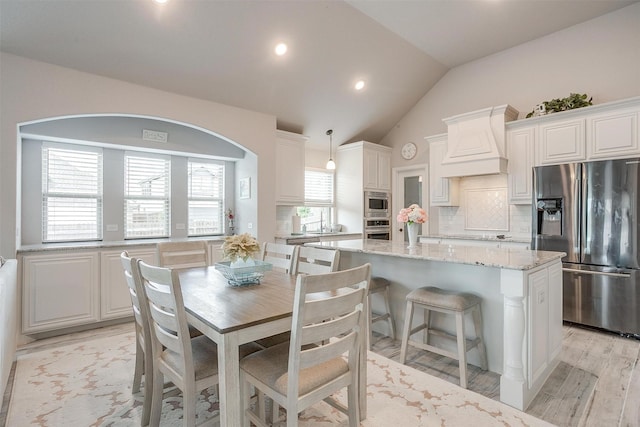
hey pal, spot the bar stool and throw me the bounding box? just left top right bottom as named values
left=399, top=286, right=488, bottom=389
left=368, top=277, right=395, bottom=349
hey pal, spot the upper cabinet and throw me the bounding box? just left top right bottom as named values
left=507, top=126, right=535, bottom=204
left=537, top=117, right=586, bottom=165
left=363, top=144, right=391, bottom=191
left=275, top=130, right=309, bottom=205
left=426, top=134, right=459, bottom=206
left=587, top=104, right=640, bottom=160
left=527, top=97, right=640, bottom=166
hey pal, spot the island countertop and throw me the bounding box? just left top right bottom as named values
left=308, top=239, right=565, bottom=271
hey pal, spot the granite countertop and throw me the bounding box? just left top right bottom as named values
left=18, top=236, right=227, bottom=253
left=274, top=231, right=362, bottom=240
left=308, top=239, right=565, bottom=271
left=422, top=234, right=530, bottom=243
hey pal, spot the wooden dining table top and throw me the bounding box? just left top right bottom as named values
left=178, top=266, right=298, bottom=334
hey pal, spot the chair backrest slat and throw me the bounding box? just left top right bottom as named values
left=293, top=246, right=339, bottom=275
left=157, top=241, right=209, bottom=269
left=301, top=310, right=360, bottom=347
left=260, top=242, right=297, bottom=274
left=303, top=288, right=365, bottom=324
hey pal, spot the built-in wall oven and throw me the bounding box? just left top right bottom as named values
left=365, top=191, right=390, bottom=217
left=364, top=218, right=390, bottom=240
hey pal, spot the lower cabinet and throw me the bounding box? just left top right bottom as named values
left=527, top=261, right=563, bottom=386
left=22, top=251, right=101, bottom=334
left=100, top=249, right=156, bottom=320
left=22, top=242, right=225, bottom=334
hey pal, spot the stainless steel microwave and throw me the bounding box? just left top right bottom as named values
left=364, top=191, right=390, bottom=217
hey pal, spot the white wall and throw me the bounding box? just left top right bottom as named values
left=0, top=53, right=278, bottom=257
left=381, top=3, right=640, bottom=235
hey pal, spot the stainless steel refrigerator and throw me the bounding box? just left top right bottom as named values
left=532, top=159, right=640, bottom=337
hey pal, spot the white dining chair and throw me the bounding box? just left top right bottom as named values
left=120, top=251, right=155, bottom=426
left=157, top=241, right=209, bottom=269
left=292, top=246, right=340, bottom=275
left=240, top=263, right=371, bottom=427
left=138, top=259, right=261, bottom=426
left=260, top=242, right=298, bottom=274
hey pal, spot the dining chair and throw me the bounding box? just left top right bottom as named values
left=157, top=240, right=209, bottom=269
left=260, top=242, right=298, bottom=274
left=240, top=263, right=371, bottom=427
left=292, top=246, right=340, bottom=275
left=120, top=251, right=155, bottom=426
left=137, top=259, right=261, bottom=426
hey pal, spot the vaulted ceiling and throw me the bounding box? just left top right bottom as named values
left=1, top=0, right=635, bottom=150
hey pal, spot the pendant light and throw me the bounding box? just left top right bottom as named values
left=326, top=129, right=336, bottom=170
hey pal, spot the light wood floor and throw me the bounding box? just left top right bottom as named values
left=370, top=322, right=640, bottom=427
left=2, top=322, right=639, bottom=427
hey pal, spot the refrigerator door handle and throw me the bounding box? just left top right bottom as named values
left=562, top=267, right=631, bottom=278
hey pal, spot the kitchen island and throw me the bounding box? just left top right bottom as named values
left=308, top=239, right=565, bottom=411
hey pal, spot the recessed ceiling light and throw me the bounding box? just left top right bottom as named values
left=355, top=80, right=365, bottom=91
left=275, top=43, right=288, bottom=56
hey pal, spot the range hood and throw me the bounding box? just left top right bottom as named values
left=440, top=104, right=519, bottom=178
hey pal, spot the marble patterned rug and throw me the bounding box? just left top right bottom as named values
left=7, top=331, right=554, bottom=426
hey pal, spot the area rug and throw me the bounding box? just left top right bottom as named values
left=6, top=331, right=554, bottom=426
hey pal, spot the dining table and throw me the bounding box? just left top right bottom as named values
left=178, top=266, right=368, bottom=427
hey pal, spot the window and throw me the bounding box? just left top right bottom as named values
left=304, top=169, right=333, bottom=205
left=297, top=168, right=334, bottom=232
left=42, top=144, right=103, bottom=242
left=188, top=160, right=224, bottom=236
left=124, top=153, right=170, bottom=239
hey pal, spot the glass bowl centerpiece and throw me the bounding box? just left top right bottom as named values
left=215, top=233, right=272, bottom=286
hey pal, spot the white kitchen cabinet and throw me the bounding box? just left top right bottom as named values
left=22, top=251, right=100, bottom=334
left=507, top=126, right=535, bottom=204
left=536, top=117, right=586, bottom=165
left=523, top=97, right=640, bottom=166
left=426, top=134, right=459, bottom=206
left=364, top=147, right=391, bottom=191
left=527, top=261, right=562, bottom=386
left=100, top=249, right=156, bottom=320
left=587, top=105, right=639, bottom=159
left=275, top=130, right=308, bottom=205
left=336, top=141, right=392, bottom=233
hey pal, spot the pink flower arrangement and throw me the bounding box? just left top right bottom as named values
left=397, top=204, right=427, bottom=224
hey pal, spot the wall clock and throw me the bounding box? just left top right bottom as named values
left=401, top=142, right=417, bottom=160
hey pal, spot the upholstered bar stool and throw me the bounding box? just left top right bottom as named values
left=368, top=277, right=395, bottom=349
left=399, top=286, right=488, bottom=389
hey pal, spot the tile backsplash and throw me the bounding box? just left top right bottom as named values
left=436, top=174, right=531, bottom=239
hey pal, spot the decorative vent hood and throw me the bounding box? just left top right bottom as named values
left=440, top=104, right=519, bottom=177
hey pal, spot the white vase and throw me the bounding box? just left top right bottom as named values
left=407, top=222, right=419, bottom=248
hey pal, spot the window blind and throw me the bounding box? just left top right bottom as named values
left=42, top=145, right=103, bottom=242
left=304, top=169, right=334, bottom=206
left=188, top=160, right=224, bottom=235
left=124, top=153, right=170, bottom=238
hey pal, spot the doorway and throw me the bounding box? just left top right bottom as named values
left=392, top=164, right=429, bottom=244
